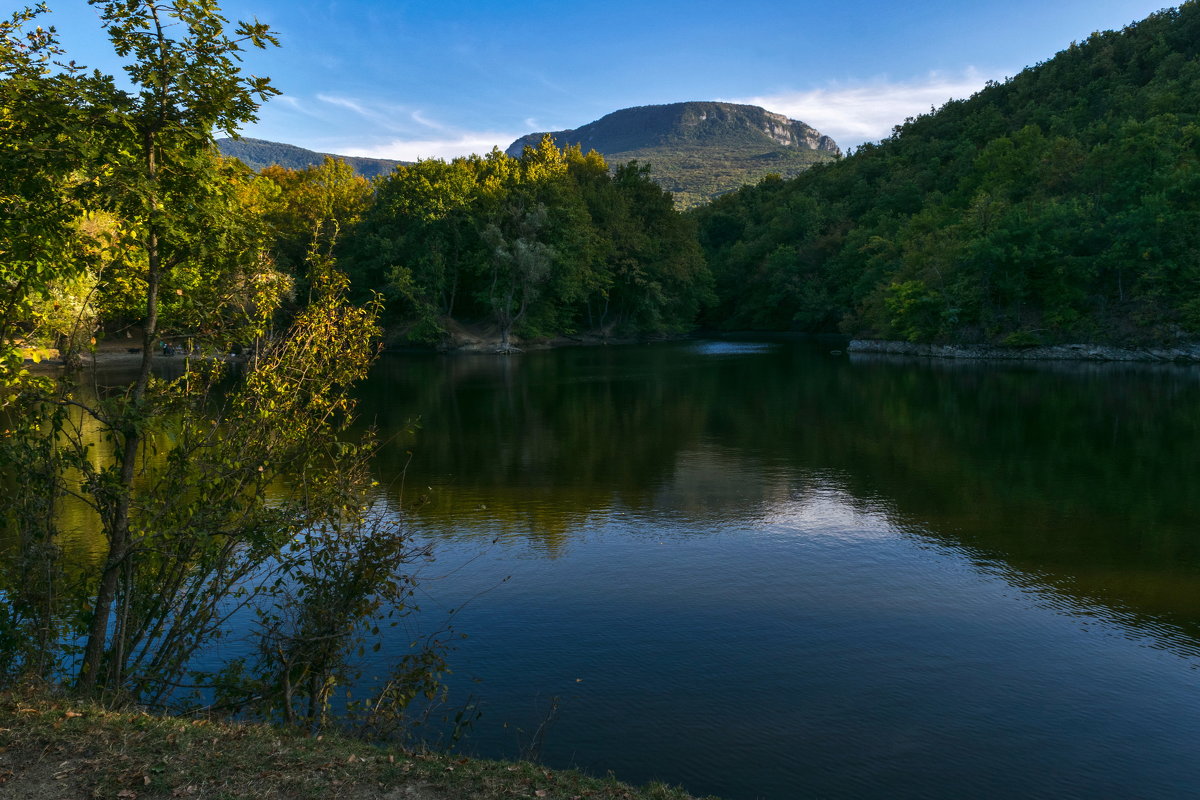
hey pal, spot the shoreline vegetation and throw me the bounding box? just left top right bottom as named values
left=692, top=5, right=1200, bottom=349
left=0, top=687, right=712, bottom=800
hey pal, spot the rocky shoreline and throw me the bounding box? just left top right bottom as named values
left=847, top=339, right=1200, bottom=363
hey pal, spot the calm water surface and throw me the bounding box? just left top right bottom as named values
left=348, top=340, right=1200, bottom=799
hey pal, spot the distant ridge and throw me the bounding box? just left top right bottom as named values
left=506, top=101, right=839, bottom=206
left=216, top=137, right=406, bottom=178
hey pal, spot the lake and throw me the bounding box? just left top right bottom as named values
left=347, top=338, right=1200, bottom=799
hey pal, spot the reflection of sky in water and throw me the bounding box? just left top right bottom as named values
left=688, top=340, right=778, bottom=356
left=25, top=342, right=1200, bottom=800
left=372, top=419, right=1200, bottom=798
left=404, top=477, right=1200, bottom=800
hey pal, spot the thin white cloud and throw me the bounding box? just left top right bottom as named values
left=315, top=94, right=418, bottom=135
left=265, top=96, right=520, bottom=161
left=343, top=132, right=522, bottom=162
left=272, top=95, right=303, bottom=110
left=316, top=93, right=371, bottom=116
left=728, top=68, right=994, bottom=149
left=410, top=110, right=447, bottom=131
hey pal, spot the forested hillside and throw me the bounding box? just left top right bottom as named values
left=217, top=136, right=405, bottom=178
left=694, top=3, right=1200, bottom=346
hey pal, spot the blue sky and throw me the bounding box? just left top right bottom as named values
left=44, top=0, right=1175, bottom=159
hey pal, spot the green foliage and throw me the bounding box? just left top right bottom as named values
left=255, top=156, right=373, bottom=295
left=884, top=280, right=946, bottom=342
left=693, top=3, right=1200, bottom=345
left=598, top=145, right=832, bottom=209
left=0, top=4, right=110, bottom=393
left=0, top=2, right=447, bottom=739
left=23, top=265, right=101, bottom=356
left=339, top=137, right=712, bottom=344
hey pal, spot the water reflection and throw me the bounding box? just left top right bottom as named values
left=18, top=340, right=1200, bottom=798
left=359, top=342, right=1200, bottom=645
left=348, top=341, right=1200, bottom=797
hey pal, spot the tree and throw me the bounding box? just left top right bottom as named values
left=64, top=0, right=279, bottom=693
left=0, top=4, right=110, bottom=391
left=258, top=156, right=373, bottom=287
left=481, top=199, right=555, bottom=349
left=1, top=4, right=443, bottom=732
left=690, top=2, right=1200, bottom=344
left=341, top=154, right=496, bottom=341
left=339, top=137, right=713, bottom=345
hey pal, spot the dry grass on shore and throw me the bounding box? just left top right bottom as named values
left=0, top=687, right=713, bottom=800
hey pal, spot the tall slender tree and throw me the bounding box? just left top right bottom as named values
left=73, top=0, right=279, bottom=692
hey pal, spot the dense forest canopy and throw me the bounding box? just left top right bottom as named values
left=305, top=1, right=1200, bottom=349
left=6, top=0, right=1200, bottom=362
left=692, top=2, right=1200, bottom=346
left=336, top=137, right=712, bottom=346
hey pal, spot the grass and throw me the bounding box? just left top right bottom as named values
left=0, top=686, right=715, bottom=800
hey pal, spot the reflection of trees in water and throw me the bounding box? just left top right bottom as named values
left=2, top=360, right=246, bottom=570
left=713, top=352, right=1200, bottom=637
left=2, top=373, right=170, bottom=576
left=22, top=346, right=1200, bottom=651
left=360, top=347, right=721, bottom=553
left=358, top=344, right=1200, bottom=636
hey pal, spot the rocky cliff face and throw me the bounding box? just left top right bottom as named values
left=505, top=102, right=839, bottom=206
left=506, top=102, right=839, bottom=158
left=754, top=108, right=840, bottom=152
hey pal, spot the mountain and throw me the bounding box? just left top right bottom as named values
left=216, top=137, right=406, bottom=178
left=692, top=4, right=1200, bottom=347
left=505, top=102, right=839, bottom=207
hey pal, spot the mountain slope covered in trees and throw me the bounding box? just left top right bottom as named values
left=217, top=136, right=405, bottom=178
left=508, top=102, right=839, bottom=207
left=693, top=3, right=1200, bottom=346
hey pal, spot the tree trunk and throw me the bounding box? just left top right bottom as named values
left=77, top=132, right=162, bottom=694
